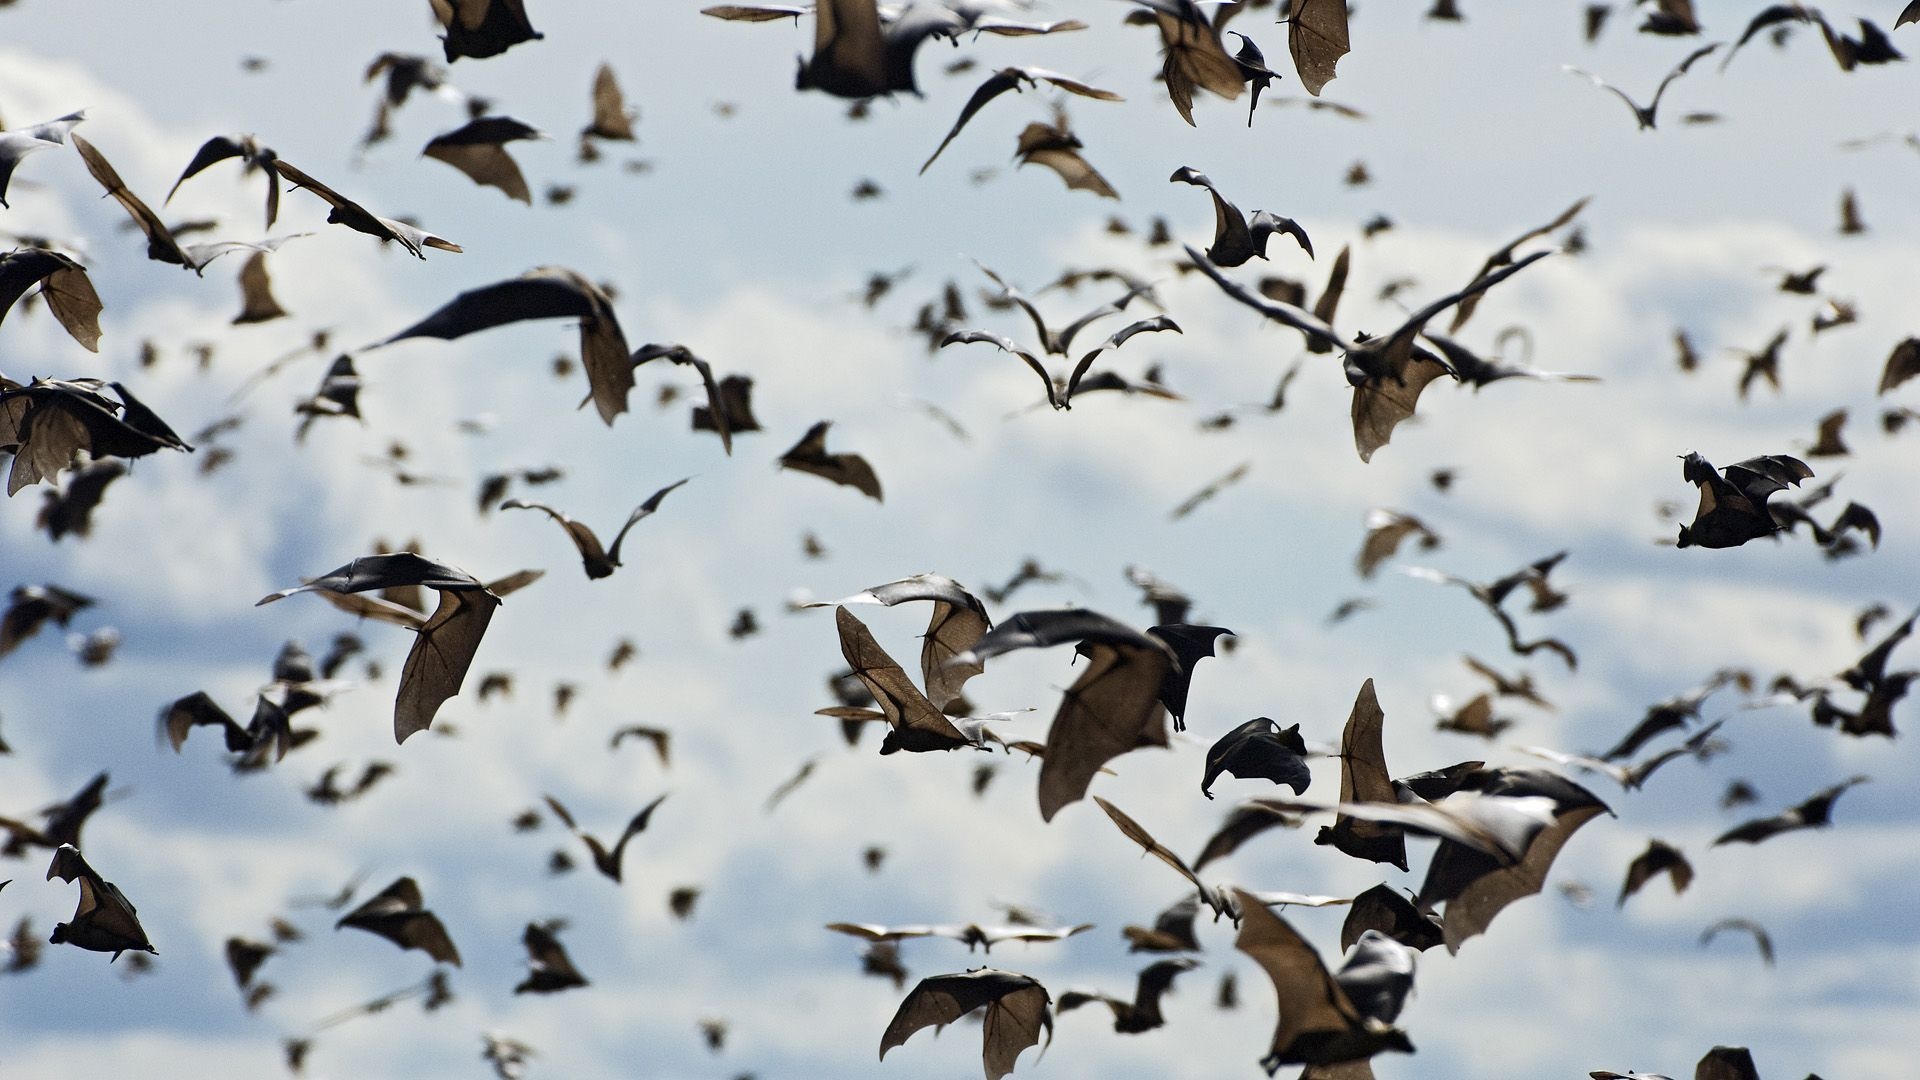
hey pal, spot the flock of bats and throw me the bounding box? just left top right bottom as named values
left=2, top=0, right=1917, bottom=1077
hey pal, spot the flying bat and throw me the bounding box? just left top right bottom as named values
left=515, top=922, right=588, bottom=993
left=335, top=875, right=461, bottom=965
left=808, top=574, right=991, bottom=712
left=1341, top=884, right=1444, bottom=953
left=1096, top=797, right=1232, bottom=920
left=1356, top=509, right=1439, bottom=579
left=165, top=133, right=281, bottom=229
left=583, top=63, right=637, bottom=141
left=0, top=247, right=103, bottom=351
left=1170, top=167, right=1312, bottom=266
left=693, top=373, right=760, bottom=442
left=1013, top=112, right=1117, bottom=199
left=35, top=457, right=124, bottom=541
left=1422, top=332, right=1600, bottom=388
left=827, top=921, right=1091, bottom=952
left=1699, top=917, right=1773, bottom=966
left=880, top=968, right=1052, bottom=1080
left=1130, top=0, right=1244, bottom=124
left=795, top=0, right=961, bottom=98
left=431, top=0, right=543, bottom=61
left=1122, top=894, right=1203, bottom=952
left=1170, top=461, right=1251, bottom=520
left=0, top=110, right=85, bottom=207
left=632, top=343, right=738, bottom=453
left=274, top=160, right=463, bottom=258
left=72, top=135, right=299, bottom=273
left=833, top=607, right=979, bottom=753
left=1287, top=0, right=1352, bottom=97
left=0, top=771, right=108, bottom=857
left=1676, top=452, right=1813, bottom=549
left=231, top=251, right=288, bottom=325
left=1192, top=800, right=1306, bottom=872
left=1564, top=43, right=1721, bottom=129
left=609, top=725, right=671, bottom=765
left=1402, top=555, right=1578, bottom=669
left=423, top=116, right=545, bottom=203
left=46, top=844, right=156, bottom=960
left=1446, top=197, right=1588, bottom=332
left=1879, top=337, right=1920, bottom=395
left=1058, top=957, right=1199, bottom=1033
left=500, top=478, right=686, bottom=579
left=1713, top=775, right=1868, bottom=846
left=542, top=793, right=667, bottom=882
left=1202, top=717, right=1311, bottom=799
left=377, top=268, right=631, bottom=425
left=0, top=377, right=193, bottom=495
left=1316, top=680, right=1406, bottom=870
left=921, top=68, right=1121, bottom=174
left=257, top=553, right=506, bottom=742
left=779, top=421, right=883, bottom=500
left=1232, top=889, right=1412, bottom=1074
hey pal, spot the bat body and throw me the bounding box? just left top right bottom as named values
left=1202, top=717, right=1311, bottom=799
left=431, top=0, right=543, bottom=61
left=1171, top=167, right=1312, bottom=266
left=543, top=793, right=667, bottom=882
left=1676, top=452, right=1814, bottom=549
left=423, top=116, right=545, bottom=204
left=275, top=161, right=462, bottom=258
left=1058, top=957, right=1198, bottom=1032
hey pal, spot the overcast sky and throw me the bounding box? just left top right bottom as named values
left=3, top=1, right=1920, bottom=1078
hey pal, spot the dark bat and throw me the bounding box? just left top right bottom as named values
left=1287, top=0, right=1351, bottom=97
left=305, top=761, right=396, bottom=805
left=778, top=421, right=883, bottom=501
left=0, top=110, right=85, bottom=207
left=295, top=355, right=363, bottom=442
left=833, top=607, right=977, bottom=752
left=1170, top=167, right=1313, bottom=267
left=1525, top=719, right=1726, bottom=791
left=500, top=478, right=687, bottom=579
left=423, top=116, right=544, bottom=203
left=809, top=574, right=992, bottom=712
left=879, top=968, right=1053, bottom=1080
left=692, top=374, right=759, bottom=442
left=1598, top=670, right=1739, bottom=760
left=1170, top=461, right=1251, bottom=520
left=1422, top=332, right=1600, bottom=388
left=274, top=160, right=463, bottom=258
left=1203, top=717, right=1311, bottom=799
left=376, top=268, right=630, bottom=425
left=764, top=756, right=820, bottom=812
left=1699, top=917, right=1773, bottom=966
left=1356, top=509, right=1440, bottom=579
left=165, top=133, right=281, bottom=229
left=1227, top=33, right=1277, bottom=124
left=1676, top=452, right=1813, bottom=549
left=542, top=793, right=666, bottom=882
left=1, top=377, right=192, bottom=495
left=46, top=844, right=156, bottom=961
left=0, top=247, right=103, bottom=351
left=583, top=63, right=636, bottom=141
left=1232, top=888, right=1412, bottom=1074
left=1617, top=839, right=1692, bottom=906
left=1122, top=895, right=1202, bottom=952
left=430, top=0, right=543, bottom=61
left=1014, top=111, right=1118, bottom=199
left=1062, top=317, right=1182, bottom=405
left=1713, top=775, right=1868, bottom=846
left=232, top=251, right=288, bottom=325
left=515, top=921, right=588, bottom=993
left=1192, top=800, right=1305, bottom=872
left=609, top=725, right=671, bottom=765
left=1058, top=957, right=1199, bottom=1033
left=940, top=331, right=1056, bottom=410
left=1147, top=623, right=1232, bottom=729
left=1879, top=337, right=1920, bottom=394
left=1402, top=556, right=1578, bottom=669
left=1316, top=679, right=1407, bottom=870
left=795, top=0, right=960, bottom=98
left=1096, top=797, right=1232, bottom=920
left=0, top=584, right=94, bottom=663
left=1341, top=884, right=1444, bottom=953
left=257, top=553, right=506, bottom=742
left=226, top=936, right=275, bottom=991
left=1447, top=197, right=1588, bottom=332
left=921, top=68, right=1121, bottom=174
left=1817, top=15, right=1904, bottom=71
left=1565, top=44, right=1721, bottom=130
left=632, top=343, right=738, bottom=453
left=334, top=875, right=461, bottom=965
left=72, top=135, right=296, bottom=273
left=1131, top=0, right=1244, bottom=124
left=1732, top=327, right=1788, bottom=399
left=36, top=457, right=125, bottom=541
left=972, top=260, right=1156, bottom=357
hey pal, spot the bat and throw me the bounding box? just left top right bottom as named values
left=1170, top=461, right=1251, bottom=520
left=1171, top=167, right=1313, bottom=267
left=1062, top=316, right=1181, bottom=406
left=305, top=762, right=396, bottom=805
left=833, top=607, right=978, bottom=752
left=921, top=68, right=1121, bottom=174
left=1287, top=0, right=1351, bottom=97
left=1356, top=510, right=1439, bottom=579
left=764, top=756, right=819, bottom=812
left=295, top=355, right=364, bottom=442
left=1564, top=44, right=1721, bottom=130
left=1617, top=839, right=1691, bottom=906
left=879, top=968, right=1053, bottom=1080
left=609, top=725, right=670, bottom=766
left=1421, top=333, right=1600, bottom=388
left=1675, top=452, right=1813, bottom=549
left=1446, top=197, right=1588, bottom=332
left=514, top=921, right=588, bottom=993
left=1, top=377, right=193, bottom=495
left=1599, top=670, right=1740, bottom=760
left=0, top=110, right=85, bottom=207
left=376, top=269, right=630, bottom=425
left=809, top=575, right=991, bottom=712
left=1401, top=556, right=1578, bottom=669
left=1186, top=244, right=1552, bottom=460
left=1148, top=623, right=1233, bottom=729
left=827, top=921, right=1091, bottom=952
left=430, top=0, right=543, bottom=61
left=1341, top=884, right=1443, bottom=953
left=796, top=0, right=960, bottom=98
left=1431, top=692, right=1513, bottom=739
left=1317, top=680, right=1406, bottom=870
left=1523, top=719, right=1726, bottom=792
left=165, top=134, right=281, bottom=229
left=257, top=553, right=506, bottom=742
left=36, top=457, right=125, bottom=541
left=500, top=478, right=687, bottom=579
left=72, top=135, right=299, bottom=273
left=232, top=252, right=288, bottom=325
left=1232, top=888, right=1412, bottom=1074
left=334, top=875, right=461, bottom=965
left=1096, top=797, right=1232, bottom=920
left=1817, top=15, right=1903, bottom=71
left=583, top=63, right=637, bottom=141
left=632, top=343, right=738, bottom=453
left=1879, top=337, right=1920, bottom=394
left=46, top=844, right=156, bottom=960
left=1732, top=327, right=1788, bottom=399
left=274, top=160, right=463, bottom=258
left=158, top=690, right=291, bottom=767
left=1057, top=957, right=1199, bottom=1032
left=778, top=421, right=883, bottom=501
left=0, top=584, right=94, bottom=665
left=0, top=247, right=104, bottom=351
left=693, top=374, right=759, bottom=442
left=1192, top=800, right=1306, bottom=872
left=225, top=936, right=274, bottom=992
left=1131, top=0, right=1244, bottom=124
left=542, top=793, right=667, bottom=882
left=1227, top=33, right=1277, bottom=124
left=1713, top=775, right=1868, bottom=846
left=1202, top=717, right=1311, bottom=799
left=1122, top=895, right=1202, bottom=952
left=1699, top=918, right=1773, bottom=966
left=972, top=260, right=1157, bottom=357
left=423, top=116, right=544, bottom=203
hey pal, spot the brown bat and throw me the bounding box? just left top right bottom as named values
left=1013, top=110, right=1117, bottom=199
left=583, top=63, right=637, bottom=142
left=257, top=553, right=506, bottom=742
left=274, top=160, right=462, bottom=258
left=1171, top=166, right=1312, bottom=267
left=1130, top=0, right=1244, bottom=124
left=809, top=574, right=991, bottom=711
left=1232, top=889, right=1412, bottom=1073
left=922, top=68, right=1121, bottom=174
left=632, top=343, right=738, bottom=453
left=1699, top=917, right=1773, bottom=966
left=1879, top=337, right=1920, bottom=394
left=430, top=0, right=543, bottom=61
left=778, top=421, right=883, bottom=501
left=1565, top=44, right=1720, bottom=129
left=334, top=875, right=461, bottom=965
left=880, top=968, right=1053, bottom=1080
left=72, top=136, right=298, bottom=273
left=1713, top=775, right=1868, bottom=846
left=1403, top=553, right=1577, bottom=669
left=1317, top=680, right=1407, bottom=870
left=1356, top=510, right=1440, bottom=579
left=1192, top=800, right=1306, bottom=872
left=515, top=922, right=588, bottom=993
left=231, top=252, right=288, bottom=325
left=165, top=133, right=281, bottom=229
left=36, top=458, right=125, bottom=541
left=423, top=116, right=545, bottom=203
left=1096, top=797, right=1232, bottom=920
left=501, top=478, right=687, bottom=579
left=542, top=793, right=667, bottom=882
left=1287, top=0, right=1352, bottom=97
left=0, top=247, right=103, bottom=351
left=833, top=607, right=978, bottom=752
left=1058, top=957, right=1199, bottom=1032
left=1, top=377, right=193, bottom=495
left=1123, top=894, right=1203, bottom=952
left=609, top=725, right=671, bottom=765
left=45, top=844, right=154, bottom=961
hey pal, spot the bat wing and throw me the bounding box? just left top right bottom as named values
left=164, top=134, right=253, bottom=204
left=233, top=252, right=288, bottom=325
left=602, top=477, right=690, bottom=566
left=1289, top=0, right=1351, bottom=96
left=1308, top=245, right=1352, bottom=354
left=880, top=969, right=1052, bottom=1080
left=807, top=0, right=888, bottom=96
left=835, top=607, right=973, bottom=752
left=1065, top=317, right=1182, bottom=404
left=602, top=793, right=669, bottom=879
left=921, top=70, right=1023, bottom=174
left=1449, top=197, right=1588, bottom=333
left=1695, top=1046, right=1761, bottom=1080
left=1319, top=680, right=1406, bottom=869
left=396, top=587, right=499, bottom=743
left=1016, top=139, right=1118, bottom=200
left=1185, top=245, right=1345, bottom=352
left=1192, top=800, right=1305, bottom=872
left=1232, top=888, right=1392, bottom=1070
left=779, top=421, right=885, bottom=501
left=1202, top=718, right=1311, bottom=799
left=381, top=272, right=599, bottom=344
left=256, top=552, right=484, bottom=604
left=1095, top=797, right=1214, bottom=908
left=1434, top=801, right=1606, bottom=952
left=1879, top=337, right=1920, bottom=394
left=1171, top=166, right=1254, bottom=265
left=71, top=135, right=192, bottom=269
left=422, top=134, right=533, bottom=204
left=812, top=575, right=990, bottom=711
left=0, top=249, right=103, bottom=351
left=1341, top=884, right=1444, bottom=953
left=1152, top=2, right=1244, bottom=125
left=1040, top=643, right=1172, bottom=820
left=585, top=64, right=636, bottom=140
left=1647, top=42, right=1722, bottom=116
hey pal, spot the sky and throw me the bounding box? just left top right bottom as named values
left=3, top=1, right=1920, bottom=1078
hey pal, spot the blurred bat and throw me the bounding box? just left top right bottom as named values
left=1564, top=44, right=1720, bottom=129
left=1123, top=894, right=1202, bottom=952
left=583, top=63, right=637, bottom=141
left=232, top=252, right=288, bottom=325
left=609, top=725, right=671, bottom=765
left=1699, top=917, right=1773, bottom=966
left=165, top=133, right=281, bottom=228
left=1713, top=775, right=1868, bottom=846
left=334, top=875, right=461, bottom=965
left=1423, top=332, right=1599, bottom=388
left=632, top=343, right=737, bottom=453
left=501, top=478, right=686, bottom=579
left=880, top=968, right=1053, bottom=1080
left=1617, top=839, right=1692, bottom=905
left=1058, top=957, right=1199, bottom=1032
left=431, top=0, right=543, bottom=61
left=1, top=377, right=192, bottom=495
left=778, top=421, right=883, bottom=501
left=922, top=68, right=1121, bottom=174
left=1447, top=197, right=1588, bottom=332
left=1096, top=797, right=1231, bottom=920
left=1356, top=509, right=1439, bottom=579
left=1341, top=884, right=1443, bottom=952
left=36, top=457, right=124, bottom=541
left=424, top=116, right=545, bottom=203
left=1170, top=461, right=1250, bottom=520
left=1171, top=167, right=1312, bottom=266
left=542, top=793, right=667, bottom=882
left=1403, top=554, right=1577, bottom=669
left=515, top=922, right=588, bottom=993
left=1192, top=800, right=1306, bottom=872
left=1014, top=112, right=1117, bottom=198
left=0, top=247, right=103, bottom=351
left=828, top=920, right=1091, bottom=952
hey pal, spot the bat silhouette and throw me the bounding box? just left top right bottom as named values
left=1171, top=166, right=1312, bottom=266
left=1203, top=717, right=1311, bottom=799
left=1122, top=894, right=1202, bottom=952
left=880, top=967, right=1052, bottom=1080
left=431, top=0, right=543, bottom=61
left=36, top=457, right=125, bottom=541
left=609, top=725, right=671, bottom=765
left=0, top=771, right=108, bottom=858
left=1232, top=889, right=1412, bottom=1074
left=1447, top=197, right=1588, bottom=332
left=72, top=135, right=299, bottom=273
left=1713, top=775, right=1868, bottom=845
left=0, top=584, right=94, bottom=662
left=921, top=68, right=1121, bottom=174
left=0, top=247, right=103, bottom=351
left=1817, top=15, right=1903, bottom=71
left=796, top=0, right=960, bottom=98
left=1, top=377, right=193, bottom=495
left=0, top=110, right=85, bottom=207
left=1096, top=797, right=1233, bottom=920
left=827, top=921, right=1091, bottom=952
left=1317, top=680, right=1407, bottom=870
left=274, top=161, right=463, bottom=258
left=1058, top=957, right=1199, bottom=1033
left=1618, top=839, right=1692, bottom=905
left=1192, top=800, right=1306, bottom=872
left=542, top=793, right=667, bottom=882
left=257, top=553, right=506, bottom=742
left=1422, top=332, right=1600, bottom=388
left=232, top=252, right=288, bottom=325
left=295, top=356, right=363, bottom=441
left=158, top=690, right=295, bottom=767
left=1565, top=44, right=1720, bottom=130
left=1699, top=917, right=1773, bottom=966
left=47, top=844, right=155, bottom=960
left=305, top=762, right=396, bottom=805
left=335, top=875, right=461, bottom=965
left=1131, top=0, right=1244, bottom=124
left=501, top=478, right=687, bottom=579
left=833, top=607, right=979, bottom=752
left=165, top=134, right=281, bottom=229
left=1598, top=670, right=1740, bottom=760
left=1012, top=111, right=1118, bottom=199
left=809, top=574, right=991, bottom=712
left=692, top=373, right=759, bottom=443
left=1879, top=337, right=1920, bottom=394
left=1150, top=623, right=1232, bottom=729
left=1356, top=509, right=1440, bottom=578
left=1523, top=719, right=1725, bottom=792
left=779, top=421, right=883, bottom=500
left=583, top=63, right=637, bottom=142
left=1169, top=461, right=1251, bottom=520
left=1187, top=244, right=1551, bottom=460
left=515, top=922, right=588, bottom=993
left=225, top=936, right=274, bottom=992
left=1676, top=452, right=1813, bottom=549
left=632, top=343, right=738, bottom=453
left=423, top=116, right=544, bottom=203
left=1341, top=884, right=1444, bottom=952
left=1227, top=33, right=1278, bottom=124
left=1402, top=554, right=1578, bottom=669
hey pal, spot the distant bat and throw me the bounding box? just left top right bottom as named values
left=1447, top=197, right=1589, bottom=333
left=500, top=478, right=687, bottom=579
left=922, top=68, right=1121, bottom=174
left=1170, top=461, right=1251, bottom=520
left=583, top=63, right=637, bottom=141
left=779, top=421, right=883, bottom=501
left=1617, top=839, right=1692, bottom=905
left=1356, top=509, right=1439, bottom=578
left=1058, top=957, right=1199, bottom=1033
left=1122, top=894, right=1202, bottom=952
left=423, top=116, right=546, bottom=203
left=632, top=343, right=739, bottom=453
left=828, top=920, right=1091, bottom=952
left=232, top=252, right=289, bottom=325
left=514, top=922, right=588, bottom=993
left=1096, top=797, right=1231, bottom=919
left=1699, top=917, right=1773, bottom=966
left=165, top=133, right=281, bottom=229
left=46, top=844, right=155, bottom=960
left=1676, top=452, right=1813, bottom=549
left=609, top=725, right=671, bottom=765
left=542, top=793, right=667, bottom=882
left=335, top=875, right=461, bottom=965
left=1170, top=167, right=1312, bottom=266
left=0, top=247, right=104, bottom=351
left=35, top=457, right=125, bottom=541
left=1565, top=44, right=1720, bottom=129
left=1713, top=775, right=1868, bottom=846
left=1878, top=337, right=1920, bottom=395
left=1403, top=554, right=1577, bottom=669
